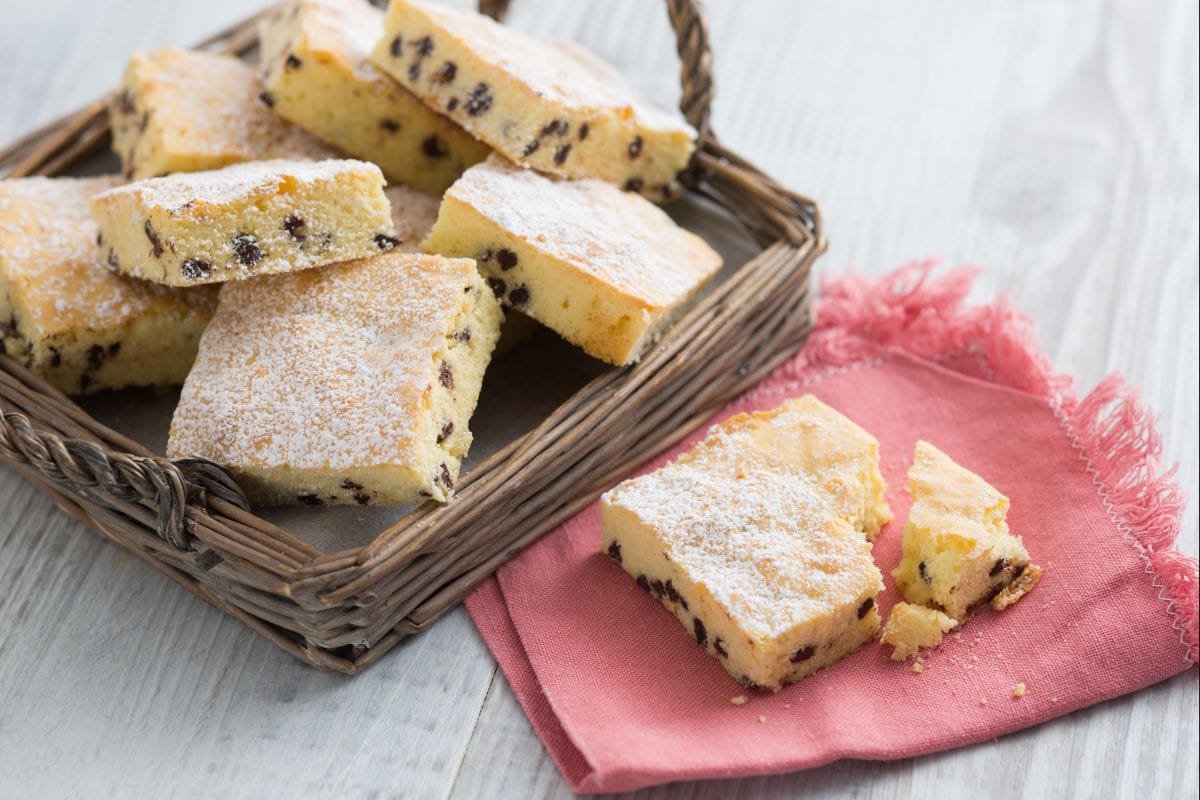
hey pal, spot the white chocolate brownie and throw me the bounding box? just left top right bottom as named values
left=0, top=176, right=217, bottom=395
left=368, top=0, right=696, bottom=200
left=166, top=251, right=502, bottom=506
left=893, top=441, right=1041, bottom=621
left=258, top=0, right=489, bottom=195
left=422, top=156, right=721, bottom=366
left=880, top=602, right=956, bottom=661
left=91, top=158, right=396, bottom=286
left=708, top=395, right=892, bottom=539
left=109, top=47, right=337, bottom=180
left=600, top=403, right=885, bottom=692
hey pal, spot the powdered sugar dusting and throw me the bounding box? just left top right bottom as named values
left=0, top=176, right=216, bottom=336
left=447, top=157, right=721, bottom=307
left=168, top=252, right=474, bottom=470
left=605, top=426, right=880, bottom=640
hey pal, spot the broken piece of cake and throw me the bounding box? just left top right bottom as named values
left=110, top=47, right=336, bottom=180
left=91, top=158, right=395, bottom=286
left=259, top=0, right=489, bottom=195
left=600, top=399, right=886, bottom=691
left=166, top=250, right=502, bottom=506
left=422, top=155, right=722, bottom=366
left=880, top=602, right=957, bottom=661
left=0, top=175, right=217, bottom=395
left=369, top=0, right=696, bottom=200
left=892, top=441, right=1040, bottom=621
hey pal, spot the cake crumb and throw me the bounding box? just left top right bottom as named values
left=731, top=695, right=747, bottom=706
left=1012, top=683, right=1026, bottom=698
left=758, top=715, right=767, bottom=724
left=979, top=697, right=988, bottom=706
left=783, top=703, right=791, bottom=709
left=1050, top=696, right=1059, bottom=704
left=912, top=660, right=925, bottom=674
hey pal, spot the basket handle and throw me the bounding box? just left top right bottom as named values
left=477, top=0, right=715, bottom=141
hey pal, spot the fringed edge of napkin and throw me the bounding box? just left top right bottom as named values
left=760, top=261, right=1197, bottom=665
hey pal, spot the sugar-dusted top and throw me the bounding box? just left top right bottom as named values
left=390, top=0, right=694, bottom=137
left=908, top=440, right=1010, bottom=539
left=443, top=156, right=721, bottom=308
left=122, top=47, right=335, bottom=163
left=93, top=158, right=384, bottom=212
left=167, top=252, right=476, bottom=470
left=264, top=0, right=388, bottom=82
left=0, top=176, right=216, bottom=337
left=603, top=426, right=881, bottom=640
left=384, top=184, right=441, bottom=252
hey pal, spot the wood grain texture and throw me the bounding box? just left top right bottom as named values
left=0, top=0, right=1196, bottom=798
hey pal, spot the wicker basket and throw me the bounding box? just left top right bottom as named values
left=0, top=0, right=823, bottom=673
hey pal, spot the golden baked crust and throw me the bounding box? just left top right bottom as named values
left=368, top=0, right=695, bottom=200
left=259, top=0, right=488, bottom=194
left=422, top=155, right=721, bottom=365
left=0, top=175, right=216, bottom=394
left=167, top=250, right=502, bottom=507
left=110, top=47, right=336, bottom=180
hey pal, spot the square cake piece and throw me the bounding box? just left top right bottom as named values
left=705, top=395, right=892, bottom=539
left=259, top=0, right=489, bottom=195
left=110, top=47, right=337, bottom=180
left=369, top=0, right=696, bottom=200
left=892, top=441, right=1041, bottom=621
left=166, top=251, right=502, bottom=506
left=91, top=158, right=396, bottom=286
left=422, top=156, right=722, bottom=366
left=600, top=402, right=885, bottom=692
left=0, top=176, right=217, bottom=395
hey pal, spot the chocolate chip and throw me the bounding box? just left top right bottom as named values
left=421, top=135, right=448, bottom=158
left=144, top=220, right=163, bottom=258
left=49, top=347, right=61, bottom=368
left=285, top=53, right=302, bottom=69
left=607, top=540, right=622, bottom=563
left=415, top=35, right=434, bottom=56
left=436, top=61, right=457, bottom=83
left=486, top=277, right=506, bottom=298
left=736, top=676, right=767, bottom=691
left=297, top=493, right=324, bottom=506
left=138, top=112, right=149, bottom=133
left=578, top=122, right=589, bottom=140
left=446, top=97, right=459, bottom=111
left=96, top=232, right=104, bottom=246
left=664, top=580, right=688, bottom=610
left=340, top=479, right=364, bottom=491
left=918, top=561, right=931, bottom=583
left=354, top=492, right=372, bottom=506
left=437, top=421, right=454, bottom=444
left=438, top=463, right=454, bottom=489
left=107, top=249, right=120, bottom=269
left=650, top=579, right=666, bottom=597
left=636, top=574, right=650, bottom=592
left=283, top=214, right=307, bottom=242
left=438, top=360, right=454, bottom=389
left=464, top=83, right=492, bottom=116
left=108, top=342, right=121, bottom=357
left=418, top=490, right=432, bottom=498
left=989, top=557, right=1009, bottom=577
left=407, top=63, right=422, bottom=80
left=692, top=617, right=707, bottom=646
left=1011, top=563, right=1027, bottom=580
left=380, top=118, right=400, bottom=132
left=553, top=143, right=571, bottom=165
left=181, top=259, right=213, bottom=281
left=628, top=136, right=643, bottom=158
left=389, top=35, right=403, bottom=57
left=496, top=249, right=518, bottom=270
left=623, top=177, right=644, bottom=193
left=259, top=91, right=275, bottom=108
left=522, top=139, right=540, bottom=157
left=713, top=638, right=728, bottom=658
left=507, top=285, right=530, bottom=306
left=857, top=597, right=875, bottom=619
left=86, top=344, right=105, bottom=369
left=375, top=234, right=401, bottom=250
left=118, top=90, right=135, bottom=115
left=453, top=329, right=471, bottom=342
left=540, top=119, right=569, bottom=137
left=232, top=234, right=262, bottom=267
left=79, top=373, right=92, bottom=392
left=790, top=645, right=815, bottom=663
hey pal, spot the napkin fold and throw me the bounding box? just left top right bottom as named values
left=466, top=263, right=1198, bottom=793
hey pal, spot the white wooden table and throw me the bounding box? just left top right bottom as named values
left=1, top=1, right=1196, bottom=797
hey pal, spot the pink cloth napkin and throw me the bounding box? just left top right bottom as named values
left=465, top=264, right=1199, bottom=793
